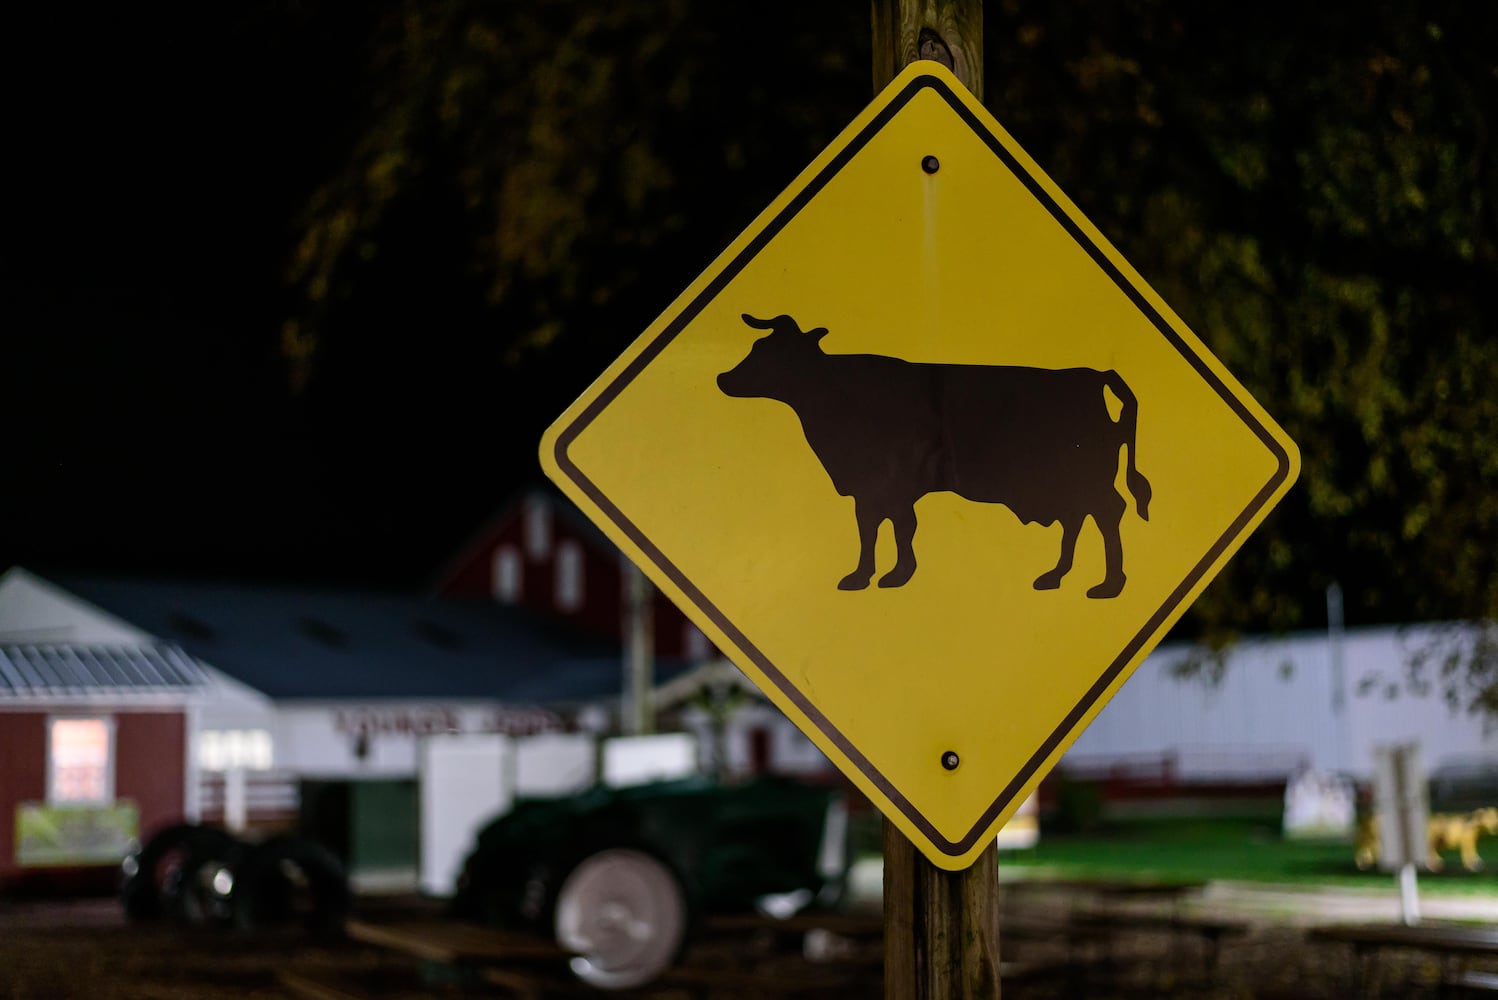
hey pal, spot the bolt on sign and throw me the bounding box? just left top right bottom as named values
left=541, top=61, right=1299, bottom=870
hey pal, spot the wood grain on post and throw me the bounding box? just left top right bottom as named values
left=870, top=0, right=983, bottom=101
left=883, top=822, right=1001, bottom=998
left=871, top=1, right=998, bottom=997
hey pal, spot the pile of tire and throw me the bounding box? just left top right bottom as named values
left=120, top=823, right=350, bottom=934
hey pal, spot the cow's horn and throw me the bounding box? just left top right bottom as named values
left=741, top=313, right=803, bottom=335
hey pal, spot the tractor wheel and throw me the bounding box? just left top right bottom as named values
left=552, top=848, right=687, bottom=990
left=120, top=824, right=242, bottom=924
left=231, top=834, right=351, bottom=934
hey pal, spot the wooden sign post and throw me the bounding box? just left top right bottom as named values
left=871, top=6, right=1000, bottom=997
left=883, top=820, right=1001, bottom=998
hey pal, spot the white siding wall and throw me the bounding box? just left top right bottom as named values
left=1068, top=624, right=1498, bottom=780
left=274, top=703, right=562, bottom=778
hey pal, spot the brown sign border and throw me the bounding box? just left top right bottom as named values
left=551, top=72, right=1295, bottom=857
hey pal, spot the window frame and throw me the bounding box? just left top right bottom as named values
left=554, top=539, right=584, bottom=612
left=523, top=497, right=552, bottom=559
left=46, top=714, right=116, bottom=805
left=198, top=728, right=275, bottom=772
left=493, top=544, right=523, bottom=602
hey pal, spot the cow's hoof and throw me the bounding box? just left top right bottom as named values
left=1087, top=576, right=1125, bottom=599
left=838, top=572, right=872, bottom=591
left=1033, top=570, right=1063, bottom=591
left=878, top=565, right=914, bottom=589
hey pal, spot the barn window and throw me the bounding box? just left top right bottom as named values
left=199, top=729, right=273, bottom=771
left=555, top=540, right=584, bottom=612
left=48, top=717, right=114, bottom=804
left=493, top=545, right=522, bottom=603
left=524, top=496, right=552, bottom=559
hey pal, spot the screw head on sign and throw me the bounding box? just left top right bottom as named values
left=921, top=155, right=940, bottom=174
left=941, top=750, right=960, bottom=771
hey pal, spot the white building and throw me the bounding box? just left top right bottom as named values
left=0, top=567, right=688, bottom=888
left=665, top=623, right=1498, bottom=796
left=1067, top=624, right=1498, bottom=783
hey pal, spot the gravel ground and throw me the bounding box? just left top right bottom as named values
left=0, top=899, right=389, bottom=1000
left=0, top=889, right=1490, bottom=999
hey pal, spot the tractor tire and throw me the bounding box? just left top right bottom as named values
left=120, top=823, right=243, bottom=924
left=552, top=847, right=688, bottom=990
left=230, top=834, right=351, bottom=935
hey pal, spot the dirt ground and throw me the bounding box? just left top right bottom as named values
left=0, top=891, right=1480, bottom=999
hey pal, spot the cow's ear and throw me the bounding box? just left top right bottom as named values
left=808, top=327, right=829, bottom=342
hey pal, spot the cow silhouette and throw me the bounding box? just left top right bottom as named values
left=717, top=313, right=1152, bottom=597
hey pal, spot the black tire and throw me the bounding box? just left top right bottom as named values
left=120, top=823, right=242, bottom=924
left=172, top=840, right=249, bottom=928
left=468, top=858, right=555, bottom=930
left=230, top=834, right=351, bottom=934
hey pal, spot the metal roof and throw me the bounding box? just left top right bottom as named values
left=53, top=575, right=688, bottom=703
left=0, top=643, right=208, bottom=697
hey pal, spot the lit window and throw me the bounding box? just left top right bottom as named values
left=524, top=497, right=552, bottom=559
left=555, top=541, right=584, bottom=612
left=49, top=717, right=113, bottom=804
left=199, top=729, right=273, bottom=771
left=201, top=730, right=222, bottom=770
left=493, top=545, right=522, bottom=602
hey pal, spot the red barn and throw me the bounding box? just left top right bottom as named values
left=0, top=644, right=205, bottom=893
left=432, top=487, right=716, bottom=662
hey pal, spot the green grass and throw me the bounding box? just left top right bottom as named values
left=993, top=815, right=1498, bottom=897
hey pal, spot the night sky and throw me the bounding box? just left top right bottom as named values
left=3, top=8, right=556, bottom=590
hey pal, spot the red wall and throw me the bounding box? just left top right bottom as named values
left=437, top=498, right=711, bottom=659
left=439, top=508, right=523, bottom=596
left=0, top=713, right=48, bottom=881
left=116, top=712, right=186, bottom=844
left=0, top=710, right=185, bottom=889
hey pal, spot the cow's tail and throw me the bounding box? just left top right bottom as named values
left=1104, top=370, right=1152, bottom=521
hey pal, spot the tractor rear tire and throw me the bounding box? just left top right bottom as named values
left=552, top=847, right=687, bottom=990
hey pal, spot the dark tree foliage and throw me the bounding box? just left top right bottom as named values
left=979, top=3, right=1498, bottom=697
left=284, top=1, right=869, bottom=392
left=288, top=1, right=1498, bottom=706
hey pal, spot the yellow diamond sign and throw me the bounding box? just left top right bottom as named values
left=540, top=61, right=1299, bottom=870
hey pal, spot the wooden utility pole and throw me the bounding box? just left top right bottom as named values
left=870, top=2, right=1000, bottom=997
left=623, top=560, right=655, bottom=735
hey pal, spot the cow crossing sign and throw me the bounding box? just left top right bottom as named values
left=540, top=61, right=1299, bottom=870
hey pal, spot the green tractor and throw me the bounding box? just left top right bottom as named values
left=451, top=774, right=850, bottom=989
